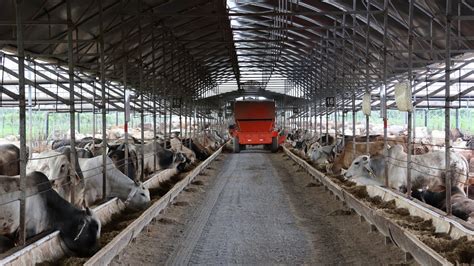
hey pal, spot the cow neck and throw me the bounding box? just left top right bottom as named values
left=106, top=165, right=136, bottom=200
left=46, top=186, right=83, bottom=227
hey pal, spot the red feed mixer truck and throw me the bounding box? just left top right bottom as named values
left=230, top=100, right=285, bottom=153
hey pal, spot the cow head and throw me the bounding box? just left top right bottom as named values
left=36, top=151, right=82, bottom=202
left=107, top=144, right=136, bottom=180
left=174, top=152, right=189, bottom=172
left=124, top=180, right=150, bottom=211
left=61, top=207, right=101, bottom=257
left=344, top=155, right=374, bottom=180
left=310, top=144, right=334, bottom=165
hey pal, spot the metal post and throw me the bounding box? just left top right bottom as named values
left=406, top=0, right=414, bottom=196
left=179, top=102, right=183, bottom=136
left=334, top=97, right=338, bottom=138
left=325, top=105, right=329, bottom=144
left=98, top=0, right=107, bottom=199
left=15, top=0, right=27, bottom=246
left=341, top=13, right=346, bottom=146
left=424, top=109, right=428, bottom=127
left=455, top=108, right=459, bottom=129
left=341, top=96, right=345, bottom=143
left=153, top=91, right=157, bottom=172
left=365, top=0, right=371, bottom=155
left=67, top=0, right=78, bottom=205
left=319, top=100, right=322, bottom=139
left=151, top=31, right=157, bottom=173
left=77, top=113, right=81, bottom=133
left=351, top=0, right=357, bottom=160
left=184, top=101, right=188, bottom=139
left=27, top=56, right=32, bottom=151
left=313, top=102, right=317, bottom=137
left=169, top=98, right=172, bottom=137
left=445, top=0, right=452, bottom=215
left=163, top=98, right=167, bottom=138
left=140, top=94, right=145, bottom=181
left=352, top=90, right=356, bottom=161
left=45, top=112, right=50, bottom=138
left=382, top=0, right=389, bottom=187
left=194, top=105, right=197, bottom=139
left=138, top=3, right=145, bottom=181
left=366, top=114, right=370, bottom=153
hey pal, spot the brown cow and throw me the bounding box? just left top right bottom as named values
left=330, top=141, right=385, bottom=175
left=0, top=144, right=22, bottom=176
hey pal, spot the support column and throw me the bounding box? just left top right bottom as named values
left=382, top=0, right=389, bottom=187
left=77, top=113, right=81, bottom=133
left=445, top=0, right=453, bottom=214
left=15, top=0, right=27, bottom=246
left=455, top=108, right=459, bottom=129
left=319, top=100, right=322, bottom=139
left=67, top=0, right=79, bottom=205
left=325, top=104, right=329, bottom=144
left=334, top=97, right=338, bottom=138
left=153, top=91, right=157, bottom=172
left=163, top=98, right=167, bottom=138
left=169, top=98, right=172, bottom=137
left=138, top=5, right=145, bottom=181
left=365, top=0, right=371, bottom=155
left=352, top=90, right=356, bottom=161
left=98, top=0, right=107, bottom=199
left=406, top=0, right=414, bottom=196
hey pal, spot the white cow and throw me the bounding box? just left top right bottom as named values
left=387, top=145, right=468, bottom=192
left=344, top=155, right=385, bottom=186
left=345, top=145, right=469, bottom=193
left=310, top=143, right=335, bottom=165
left=79, top=156, right=150, bottom=210
left=26, top=150, right=84, bottom=207
left=170, top=136, right=196, bottom=163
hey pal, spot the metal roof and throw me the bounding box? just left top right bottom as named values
left=1, top=0, right=474, bottom=111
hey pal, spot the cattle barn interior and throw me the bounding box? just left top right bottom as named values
left=0, top=0, right=474, bottom=265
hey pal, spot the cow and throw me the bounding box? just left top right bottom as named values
left=0, top=144, right=22, bottom=176
left=170, top=137, right=196, bottom=163
left=79, top=156, right=150, bottom=210
left=181, top=138, right=210, bottom=161
left=343, top=154, right=385, bottom=186
left=107, top=143, right=139, bottom=180
left=0, top=171, right=100, bottom=256
left=330, top=141, right=385, bottom=175
left=412, top=185, right=474, bottom=224
left=386, top=145, right=468, bottom=192
left=52, top=137, right=102, bottom=150
left=26, top=150, right=85, bottom=208
left=309, top=143, right=337, bottom=166
left=55, top=145, right=94, bottom=159
left=142, top=143, right=188, bottom=177
left=51, top=139, right=71, bottom=150
left=317, top=134, right=335, bottom=146
left=345, top=146, right=469, bottom=194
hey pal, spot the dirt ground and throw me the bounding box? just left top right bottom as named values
left=111, top=150, right=410, bottom=265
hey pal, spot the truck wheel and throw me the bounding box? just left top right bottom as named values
left=271, top=137, right=278, bottom=153
left=234, top=137, right=240, bottom=153
left=240, top=144, right=246, bottom=150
